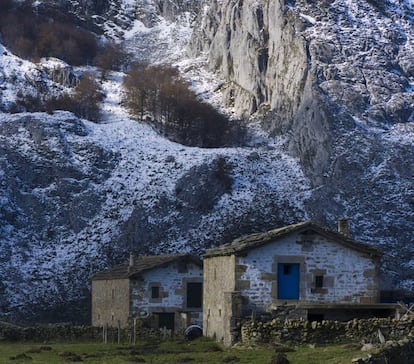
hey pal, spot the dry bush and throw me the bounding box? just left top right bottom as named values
left=47, top=73, right=103, bottom=121
left=94, top=42, right=129, bottom=78
left=123, top=64, right=243, bottom=147
left=0, top=2, right=98, bottom=65
left=0, top=0, right=13, bottom=11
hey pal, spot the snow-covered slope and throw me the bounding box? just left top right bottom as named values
left=0, top=0, right=413, bottom=321
left=0, top=49, right=309, bottom=320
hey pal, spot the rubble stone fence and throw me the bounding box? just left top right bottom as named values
left=352, top=338, right=414, bottom=364
left=241, top=317, right=414, bottom=345
left=0, top=321, right=173, bottom=342
left=0, top=324, right=102, bottom=342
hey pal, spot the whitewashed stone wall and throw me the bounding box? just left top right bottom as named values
left=130, top=261, right=203, bottom=327
left=236, top=231, right=380, bottom=313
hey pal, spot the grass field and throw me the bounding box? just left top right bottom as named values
left=0, top=338, right=371, bottom=363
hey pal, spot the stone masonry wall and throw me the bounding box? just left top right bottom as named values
left=130, top=261, right=203, bottom=330
left=235, top=231, right=380, bottom=314
left=242, top=317, right=414, bottom=345
left=203, top=255, right=236, bottom=345
left=353, top=338, right=414, bottom=364
left=92, top=278, right=130, bottom=328
left=0, top=324, right=102, bottom=342
left=0, top=322, right=181, bottom=343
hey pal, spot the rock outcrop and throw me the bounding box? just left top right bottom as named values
left=190, top=0, right=414, bottom=179
left=189, top=0, right=414, bottom=289
left=39, top=58, right=79, bottom=88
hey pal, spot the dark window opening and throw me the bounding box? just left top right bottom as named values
left=157, top=312, right=175, bottom=331
left=283, top=264, right=291, bottom=275
left=151, top=286, right=160, bottom=299
left=315, top=275, right=324, bottom=288
left=187, top=282, right=202, bottom=308
left=308, top=313, right=324, bottom=322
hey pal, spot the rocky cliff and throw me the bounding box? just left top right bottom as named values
left=190, top=0, right=414, bottom=177
left=189, top=0, right=414, bottom=287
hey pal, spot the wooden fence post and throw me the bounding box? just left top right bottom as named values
left=133, top=318, right=137, bottom=345
left=117, top=320, right=121, bottom=344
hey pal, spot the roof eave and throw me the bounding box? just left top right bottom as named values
left=203, top=221, right=382, bottom=258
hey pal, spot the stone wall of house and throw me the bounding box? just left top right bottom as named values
left=203, top=255, right=237, bottom=345
left=92, top=278, right=130, bottom=328
left=130, top=261, right=203, bottom=330
left=241, top=317, right=414, bottom=345
left=235, top=230, right=380, bottom=314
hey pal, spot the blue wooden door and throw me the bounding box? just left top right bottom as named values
left=277, top=263, right=300, bottom=299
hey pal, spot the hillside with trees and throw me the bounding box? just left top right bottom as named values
left=123, top=63, right=244, bottom=147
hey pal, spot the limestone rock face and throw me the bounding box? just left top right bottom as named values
left=191, top=0, right=414, bottom=124
left=35, top=0, right=202, bottom=37
left=190, top=0, right=414, bottom=179
left=190, top=0, right=332, bottom=179
left=39, top=58, right=78, bottom=88
left=191, top=0, right=310, bottom=118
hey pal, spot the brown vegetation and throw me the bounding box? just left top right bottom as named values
left=94, top=42, right=129, bottom=79
left=47, top=72, right=103, bottom=121
left=11, top=72, right=103, bottom=121
left=123, top=63, right=245, bottom=147
left=0, top=1, right=98, bottom=65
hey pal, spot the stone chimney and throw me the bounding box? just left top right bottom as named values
left=129, top=253, right=135, bottom=268
left=338, top=218, right=351, bottom=237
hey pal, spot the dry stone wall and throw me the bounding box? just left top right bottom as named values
left=241, top=317, right=414, bottom=345
left=0, top=324, right=102, bottom=342
left=0, top=322, right=177, bottom=342
left=353, top=338, right=414, bottom=364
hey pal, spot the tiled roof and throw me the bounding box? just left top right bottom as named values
left=204, top=221, right=382, bottom=258
left=91, top=254, right=201, bottom=280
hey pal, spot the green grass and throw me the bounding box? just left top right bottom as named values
left=286, top=343, right=370, bottom=364
left=0, top=339, right=372, bottom=364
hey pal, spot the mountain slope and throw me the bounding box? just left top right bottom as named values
left=0, top=65, right=310, bottom=321
left=0, top=0, right=413, bottom=321
left=189, top=0, right=414, bottom=288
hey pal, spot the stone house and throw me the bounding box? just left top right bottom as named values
left=203, top=220, right=394, bottom=345
left=91, top=254, right=203, bottom=332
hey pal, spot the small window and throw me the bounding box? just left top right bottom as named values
left=315, top=275, right=324, bottom=288
left=111, top=288, right=115, bottom=299
left=151, top=286, right=160, bottom=299
left=283, top=264, right=291, bottom=275
left=187, top=282, right=202, bottom=308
